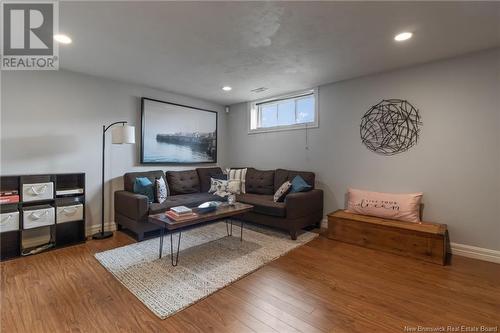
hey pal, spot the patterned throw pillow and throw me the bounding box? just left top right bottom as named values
left=155, top=177, right=168, bottom=204
left=209, top=178, right=230, bottom=197
left=273, top=181, right=292, bottom=202
left=227, top=168, right=247, bottom=194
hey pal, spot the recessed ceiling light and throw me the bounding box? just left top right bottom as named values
left=54, top=34, right=72, bottom=44
left=222, top=86, right=232, bottom=91
left=394, top=32, right=412, bottom=42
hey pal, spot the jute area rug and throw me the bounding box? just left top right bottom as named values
left=95, top=221, right=317, bottom=319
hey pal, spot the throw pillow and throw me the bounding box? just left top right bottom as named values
left=227, top=179, right=241, bottom=194
left=227, top=168, right=247, bottom=194
left=212, top=173, right=228, bottom=181
left=154, top=177, right=168, bottom=204
left=290, top=175, right=312, bottom=193
left=133, top=177, right=154, bottom=202
left=346, top=188, right=423, bottom=222
left=209, top=178, right=230, bottom=197
left=273, top=181, right=292, bottom=202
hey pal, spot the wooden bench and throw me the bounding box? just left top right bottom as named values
left=327, top=210, right=449, bottom=265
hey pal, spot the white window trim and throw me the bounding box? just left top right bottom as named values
left=247, top=88, right=319, bottom=134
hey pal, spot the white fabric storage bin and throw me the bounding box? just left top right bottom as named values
left=56, top=204, right=83, bottom=224
left=0, top=211, right=19, bottom=233
left=22, top=182, right=54, bottom=202
left=23, top=206, right=55, bottom=229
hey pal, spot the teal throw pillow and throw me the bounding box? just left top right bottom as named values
left=290, top=175, right=312, bottom=193
left=133, top=177, right=154, bottom=202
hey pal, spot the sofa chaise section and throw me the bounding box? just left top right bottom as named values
left=115, top=168, right=225, bottom=240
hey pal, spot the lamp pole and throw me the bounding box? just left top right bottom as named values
left=93, top=121, right=128, bottom=240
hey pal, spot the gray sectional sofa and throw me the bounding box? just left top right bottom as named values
left=114, top=167, right=323, bottom=240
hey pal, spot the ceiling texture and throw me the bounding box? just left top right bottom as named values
left=59, top=1, right=500, bottom=105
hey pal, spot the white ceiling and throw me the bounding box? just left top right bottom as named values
left=59, top=1, right=500, bottom=105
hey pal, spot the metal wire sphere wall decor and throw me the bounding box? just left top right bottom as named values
left=360, top=99, right=422, bottom=156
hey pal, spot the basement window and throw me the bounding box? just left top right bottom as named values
left=248, top=88, right=318, bottom=134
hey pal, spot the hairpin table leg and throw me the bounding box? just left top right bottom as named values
left=170, top=231, right=181, bottom=266
left=240, top=221, right=243, bottom=242
left=159, top=225, right=165, bottom=259
left=226, top=219, right=233, bottom=236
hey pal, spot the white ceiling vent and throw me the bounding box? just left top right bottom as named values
left=251, top=87, right=268, bottom=93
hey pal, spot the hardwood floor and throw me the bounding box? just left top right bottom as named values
left=1, top=231, right=499, bottom=332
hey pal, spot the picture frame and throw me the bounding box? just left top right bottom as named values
left=140, top=97, right=218, bottom=164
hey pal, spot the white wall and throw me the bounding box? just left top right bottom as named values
left=0, top=70, right=227, bottom=232
left=227, top=49, right=500, bottom=251
left=2, top=50, right=498, bottom=251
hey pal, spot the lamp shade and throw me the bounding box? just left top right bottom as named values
left=111, top=125, right=135, bottom=144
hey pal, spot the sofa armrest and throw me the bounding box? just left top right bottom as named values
left=285, top=189, right=324, bottom=219
left=114, top=190, right=149, bottom=221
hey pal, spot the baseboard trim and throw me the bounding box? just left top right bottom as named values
left=85, top=222, right=117, bottom=238
left=321, top=217, right=499, bottom=264
left=450, top=243, right=500, bottom=264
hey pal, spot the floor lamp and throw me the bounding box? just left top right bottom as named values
left=93, top=122, right=135, bottom=240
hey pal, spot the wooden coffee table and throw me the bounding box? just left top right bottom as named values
left=148, top=202, right=253, bottom=266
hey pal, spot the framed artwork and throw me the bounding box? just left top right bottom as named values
left=140, top=97, right=217, bottom=164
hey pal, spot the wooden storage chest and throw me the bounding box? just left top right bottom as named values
left=327, top=210, right=448, bottom=265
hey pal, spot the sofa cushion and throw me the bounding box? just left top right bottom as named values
left=196, top=167, right=223, bottom=192
left=236, top=193, right=285, bottom=217
left=245, top=168, right=275, bottom=195
left=124, top=170, right=165, bottom=193
left=274, top=169, right=315, bottom=192
left=166, top=170, right=200, bottom=195
left=149, top=193, right=225, bottom=214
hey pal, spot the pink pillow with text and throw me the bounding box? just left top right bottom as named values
left=346, top=188, right=423, bottom=222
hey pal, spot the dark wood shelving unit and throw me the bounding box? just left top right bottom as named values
left=0, top=173, right=86, bottom=261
